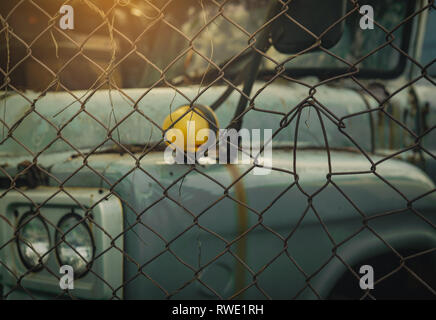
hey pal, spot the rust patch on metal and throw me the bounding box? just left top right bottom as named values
left=226, top=164, right=248, bottom=298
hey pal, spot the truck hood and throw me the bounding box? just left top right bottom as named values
left=0, top=82, right=371, bottom=156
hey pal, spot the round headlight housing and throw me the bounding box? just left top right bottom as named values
left=55, top=213, right=95, bottom=278
left=17, top=212, right=51, bottom=271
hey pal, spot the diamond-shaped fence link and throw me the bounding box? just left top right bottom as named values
left=0, top=0, right=435, bottom=300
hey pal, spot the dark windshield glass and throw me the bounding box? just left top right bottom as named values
left=276, top=0, right=411, bottom=75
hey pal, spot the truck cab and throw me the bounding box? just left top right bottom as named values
left=0, top=0, right=435, bottom=299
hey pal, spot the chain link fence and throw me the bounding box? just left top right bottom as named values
left=0, top=0, right=435, bottom=300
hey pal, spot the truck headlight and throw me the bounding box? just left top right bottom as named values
left=2, top=188, right=124, bottom=299
left=17, top=212, right=51, bottom=271
left=55, top=213, right=95, bottom=278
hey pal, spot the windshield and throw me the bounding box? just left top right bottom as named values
left=162, top=0, right=412, bottom=81
left=0, top=0, right=413, bottom=92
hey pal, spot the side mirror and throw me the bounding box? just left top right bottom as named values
left=271, top=0, right=347, bottom=54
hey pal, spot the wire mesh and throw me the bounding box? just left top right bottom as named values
left=0, top=0, right=435, bottom=300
